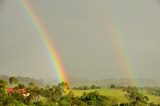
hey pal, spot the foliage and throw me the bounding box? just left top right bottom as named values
left=73, top=84, right=101, bottom=90
left=0, top=77, right=160, bottom=106
left=110, top=84, right=116, bottom=88
left=9, top=76, right=19, bottom=87
left=80, top=91, right=110, bottom=105
left=123, top=86, right=149, bottom=106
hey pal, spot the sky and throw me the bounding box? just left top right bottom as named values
left=0, top=0, right=160, bottom=80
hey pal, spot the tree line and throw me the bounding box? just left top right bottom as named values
left=0, top=76, right=160, bottom=106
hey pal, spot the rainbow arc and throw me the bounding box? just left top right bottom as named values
left=19, top=0, right=69, bottom=84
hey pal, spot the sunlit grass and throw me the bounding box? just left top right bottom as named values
left=72, top=88, right=160, bottom=104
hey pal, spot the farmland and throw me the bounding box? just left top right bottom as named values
left=73, top=88, right=160, bottom=104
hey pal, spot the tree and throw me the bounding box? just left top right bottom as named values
left=0, top=80, right=7, bottom=89
left=110, top=84, right=116, bottom=88
left=28, top=82, right=36, bottom=88
left=59, top=98, right=70, bottom=106
left=27, top=85, right=41, bottom=103
left=91, top=85, right=96, bottom=89
left=123, top=86, right=149, bottom=106
left=0, top=80, right=7, bottom=98
left=83, top=86, right=88, bottom=90
left=80, top=91, right=110, bottom=106
left=9, top=77, right=18, bottom=87
left=17, top=84, right=25, bottom=89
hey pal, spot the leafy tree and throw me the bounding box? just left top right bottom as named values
left=33, top=100, right=44, bottom=106
left=17, top=83, right=25, bottom=89
left=28, top=82, right=36, bottom=88
left=9, top=76, right=18, bottom=87
left=59, top=98, right=70, bottom=106
left=11, top=92, right=25, bottom=103
left=123, top=86, right=149, bottom=106
left=83, top=86, right=88, bottom=90
left=120, top=103, right=129, bottom=106
left=91, top=84, right=96, bottom=89
left=0, top=80, right=7, bottom=91
left=80, top=91, right=110, bottom=106
left=27, top=85, right=42, bottom=103
left=0, top=80, right=7, bottom=103
left=56, top=82, right=70, bottom=98
left=110, top=84, right=116, bottom=88
left=2, top=93, right=25, bottom=106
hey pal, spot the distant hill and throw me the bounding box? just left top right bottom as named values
left=0, top=74, right=45, bottom=87
left=70, top=78, right=160, bottom=88
left=1, top=74, right=160, bottom=87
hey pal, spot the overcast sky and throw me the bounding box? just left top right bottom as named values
left=0, top=0, right=160, bottom=80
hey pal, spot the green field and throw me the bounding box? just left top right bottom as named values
left=72, top=88, right=160, bottom=104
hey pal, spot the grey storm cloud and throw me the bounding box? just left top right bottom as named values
left=0, top=0, right=160, bottom=80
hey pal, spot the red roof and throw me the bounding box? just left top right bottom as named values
left=7, top=87, right=14, bottom=93
left=6, top=87, right=27, bottom=95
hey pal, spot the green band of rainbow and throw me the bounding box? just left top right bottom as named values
left=18, top=0, right=69, bottom=84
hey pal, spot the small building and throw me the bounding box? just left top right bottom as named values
left=6, top=87, right=14, bottom=93
left=6, top=87, right=30, bottom=97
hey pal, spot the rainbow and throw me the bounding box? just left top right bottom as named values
left=111, top=26, right=135, bottom=85
left=18, top=0, right=136, bottom=86
left=18, top=0, right=69, bottom=84
left=109, top=13, right=136, bottom=85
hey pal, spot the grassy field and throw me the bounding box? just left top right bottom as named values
left=72, top=88, right=160, bottom=104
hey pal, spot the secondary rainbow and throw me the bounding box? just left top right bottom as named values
left=108, top=8, right=136, bottom=85
left=18, top=0, right=69, bottom=84
left=111, top=26, right=135, bottom=85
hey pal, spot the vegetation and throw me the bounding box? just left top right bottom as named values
left=0, top=77, right=160, bottom=106
left=73, top=84, right=100, bottom=90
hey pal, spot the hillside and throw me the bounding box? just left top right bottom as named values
left=72, top=88, right=160, bottom=104
left=1, top=75, right=160, bottom=88
left=0, top=75, right=45, bottom=87
left=70, top=78, right=160, bottom=88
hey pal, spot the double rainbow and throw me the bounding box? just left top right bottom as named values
left=18, top=0, right=136, bottom=86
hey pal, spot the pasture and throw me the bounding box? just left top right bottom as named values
left=72, top=88, right=160, bottom=104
